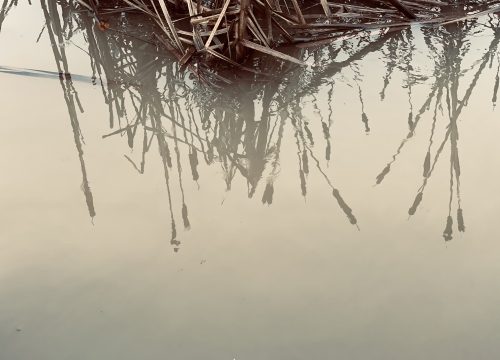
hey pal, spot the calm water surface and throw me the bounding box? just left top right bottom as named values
left=2, top=2, right=500, bottom=359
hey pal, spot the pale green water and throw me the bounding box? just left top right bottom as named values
left=2, top=1, right=500, bottom=359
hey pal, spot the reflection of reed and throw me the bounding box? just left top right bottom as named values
left=375, top=18, right=500, bottom=240
left=41, top=0, right=96, bottom=220
left=3, top=1, right=499, bottom=245
left=31, top=1, right=366, bottom=249
left=0, top=0, right=16, bottom=32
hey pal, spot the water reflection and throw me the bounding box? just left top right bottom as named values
left=35, top=0, right=364, bottom=250
left=2, top=1, right=500, bottom=247
left=376, top=18, right=500, bottom=240
left=0, top=1, right=15, bottom=33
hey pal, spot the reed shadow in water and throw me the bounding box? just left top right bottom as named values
left=375, top=14, right=500, bottom=240
left=2, top=1, right=500, bottom=246
left=27, top=1, right=369, bottom=249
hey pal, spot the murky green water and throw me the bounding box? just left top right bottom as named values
left=2, top=1, right=500, bottom=359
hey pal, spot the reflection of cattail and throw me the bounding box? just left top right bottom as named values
left=321, top=122, right=330, bottom=139
left=302, top=150, right=309, bottom=174
left=304, top=123, right=314, bottom=145
left=332, top=188, right=357, bottom=225
left=452, top=151, right=460, bottom=177
left=457, top=208, right=465, bottom=232
left=376, top=164, right=391, bottom=185
left=189, top=149, right=199, bottom=181
left=408, top=112, right=414, bottom=129
left=443, top=216, right=453, bottom=241
left=182, top=203, right=190, bottom=229
left=361, top=112, right=370, bottom=133
left=409, top=192, right=423, bottom=216
left=493, top=70, right=499, bottom=105
left=299, top=169, right=306, bottom=197
left=166, top=144, right=172, bottom=168
left=159, top=141, right=172, bottom=168
left=262, top=182, right=274, bottom=205
left=248, top=184, right=256, bottom=199
left=423, top=151, right=431, bottom=177
left=171, top=221, right=179, bottom=247
left=321, top=121, right=331, bottom=160
left=126, top=127, right=134, bottom=148
left=81, top=182, right=96, bottom=218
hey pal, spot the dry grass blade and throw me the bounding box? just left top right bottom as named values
left=240, top=39, right=306, bottom=65
left=290, top=0, right=307, bottom=24
left=204, top=0, right=231, bottom=48
left=387, top=0, right=417, bottom=19
left=153, top=0, right=184, bottom=51
left=73, top=0, right=500, bottom=79
left=320, top=0, right=332, bottom=17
